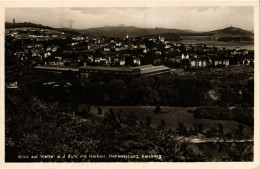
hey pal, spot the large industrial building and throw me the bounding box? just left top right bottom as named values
left=34, top=64, right=171, bottom=78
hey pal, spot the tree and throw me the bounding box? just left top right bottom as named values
left=160, top=119, right=166, bottom=131
left=139, top=120, right=144, bottom=126
left=80, top=105, right=91, bottom=118
left=239, top=124, right=245, bottom=133
left=154, top=105, right=161, bottom=114
left=226, top=132, right=232, bottom=139
left=97, top=107, right=102, bottom=115
left=218, top=123, right=224, bottom=134
left=177, top=123, right=188, bottom=136
left=146, top=116, right=152, bottom=128
left=224, top=142, right=253, bottom=161
left=125, top=112, right=137, bottom=127
left=235, top=124, right=245, bottom=139
left=206, top=127, right=217, bottom=138
left=198, top=123, right=204, bottom=134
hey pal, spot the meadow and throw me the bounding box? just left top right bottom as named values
left=79, top=105, right=253, bottom=138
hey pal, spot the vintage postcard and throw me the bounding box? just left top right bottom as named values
left=0, top=1, right=259, bottom=169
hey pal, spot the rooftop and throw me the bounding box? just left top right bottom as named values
left=34, top=65, right=80, bottom=72
left=34, top=64, right=171, bottom=74
left=80, top=66, right=137, bottom=72
left=140, top=65, right=170, bottom=74
left=80, top=64, right=170, bottom=74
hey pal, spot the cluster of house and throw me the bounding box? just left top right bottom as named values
left=12, top=43, right=59, bottom=65
left=166, top=53, right=231, bottom=67
left=6, top=28, right=68, bottom=41
left=6, top=28, right=254, bottom=69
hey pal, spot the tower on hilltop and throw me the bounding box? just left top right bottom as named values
left=13, top=18, right=15, bottom=24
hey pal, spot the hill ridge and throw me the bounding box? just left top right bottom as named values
left=5, top=22, right=253, bottom=39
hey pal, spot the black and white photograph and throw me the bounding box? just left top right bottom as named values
left=1, top=1, right=259, bottom=168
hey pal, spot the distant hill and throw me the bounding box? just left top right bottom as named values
left=75, top=26, right=253, bottom=40
left=75, top=26, right=190, bottom=38
left=206, top=26, right=253, bottom=37
left=5, top=22, right=83, bottom=36
left=5, top=22, right=253, bottom=41
left=53, top=28, right=83, bottom=36
left=6, top=22, right=53, bottom=30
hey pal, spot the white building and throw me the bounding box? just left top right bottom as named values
left=133, top=58, right=141, bottom=66
left=120, top=58, right=125, bottom=66
left=181, top=54, right=189, bottom=60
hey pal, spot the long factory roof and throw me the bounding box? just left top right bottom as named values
left=35, top=64, right=170, bottom=74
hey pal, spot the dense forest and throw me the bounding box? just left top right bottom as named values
left=30, top=72, right=254, bottom=108
left=5, top=22, right=53, bottom=29
left=5, top=86, right=253, bottom=162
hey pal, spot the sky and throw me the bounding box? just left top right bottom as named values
left=5, top=7, right=254, bottom=31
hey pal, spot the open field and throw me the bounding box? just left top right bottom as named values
left=172, top=35, right=254, bottom=50
left=79, top=105, right=253, bottom=138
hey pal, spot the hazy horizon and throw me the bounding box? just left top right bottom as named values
left=5, top=7, right=254, bottom=31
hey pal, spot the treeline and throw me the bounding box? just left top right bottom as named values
left=5, top=22, right=82, bottom=36
left=218, top=37, right=253, bottom=42
left=34, top=75, right=210, bottom=107
left=5, top=22, right=53, bottom=29
left=188, top=106, right=254, bottom=127
left=32, top=73, right=254, bottom=108
left=54, top=28, right=83, bottom=36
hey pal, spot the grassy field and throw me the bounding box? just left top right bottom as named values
left=171, top=36, right=254, bottom=50
left=79, top=105, right=253, bottom=137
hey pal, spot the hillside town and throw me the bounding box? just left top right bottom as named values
left=6, top=25, right=254, bottom=81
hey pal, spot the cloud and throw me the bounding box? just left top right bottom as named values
left=5, top=7, right=254, bottom=31
left=147, top=7, right=253, bottom=31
